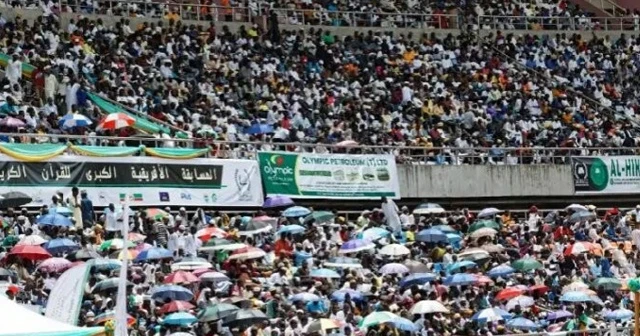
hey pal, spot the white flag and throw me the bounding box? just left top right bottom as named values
left=114, top=203, right=129, bottom=336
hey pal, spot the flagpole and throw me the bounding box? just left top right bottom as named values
left=114, top=202, right=130, bottom=336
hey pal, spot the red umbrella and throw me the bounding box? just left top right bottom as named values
left=164, top=270, right=199, bottom=284
left=192, top=268, right=212, bottom=277
left=495, top=287, right=525, bottom=301
left=196, top=227, right=228, bottom=242
left=563, top=242, right=600, bottom=256
left=528, top=284, right=549, bottom=293
left=9, top=245, right=51, bottom=261
left=159, top=300, right=195, bottom=314
left=98, top=113, right=136, bottom=130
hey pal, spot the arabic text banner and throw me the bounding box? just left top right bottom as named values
left=572, top=156, right=640, bottom=194
left=258, top=152, right=400, bottom=199
left=0, top=156, right=263, bottom=206
left=45, top=263, right=90, bottom=325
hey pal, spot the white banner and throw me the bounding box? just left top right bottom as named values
left=0, top=156, right=263, bottom=207
left=45, top=263, right=91, bottom=325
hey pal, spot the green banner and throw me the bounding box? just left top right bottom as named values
left=572, top=156, right=640, bottom=194
left=258, top=152, right=400, bottom=199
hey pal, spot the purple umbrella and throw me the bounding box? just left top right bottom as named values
left=263, top=196, right=294, bottom=208
left=339, top=239, right=375, bottom=254
left=0, top=117, right=25, bottom=128
left=546, top=310, right=573, bottom=321
left=379, top=263, right=410, bottom=275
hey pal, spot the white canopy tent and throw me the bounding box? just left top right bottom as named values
left=0, top=295, right=103, bottom=336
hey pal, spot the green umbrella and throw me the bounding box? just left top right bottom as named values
left=92, top=278, right=133, bottom=292
left=468, top=219, right=500, bottom=233
left=197, top=303, right=239, bottom=322
left=593, top=277, right=622, bottom=290
left=99, top=239, right=135, bottom=251
left=197, top=128, right=217, bottom=137
left=304, top=211, right=335, bottom=224
left=511, top=258, right=543, bottom=272
left=1, top=235, right=18, bottom=247
left=359, top=311, right=399, bottom=328
left=175, top=131, right=190, bottom=139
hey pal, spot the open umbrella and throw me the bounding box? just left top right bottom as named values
left=480, top=243, right=505, bottom=253
left=478, top=207, right=502, bottom=218
left=98, top=112, right=135, bottom=130
left=171, top=257, right=213, bottom=271
left=0, top=117, right=25, bottom=128
left=239, top=219, right=273, bottom=236
left=361, top=227, right=390, bottom=241
left=198, top=303, right=239, bottom=322
left=410, top=300, right=449, bottom=314
left=444, top=273, right=476, bottom=286
left=310, top=268, right=341, bottom=279
left=66, top=249, right=100, bottom=261
left=160, top=301, right=195, bottom=314
left=164, top=271, right=200, bottom=284
left=471, top=307, right=512, bottom=323
left=331, top=289, right=364, bottom=302
left=59, top=113, right=92, bottom=129
left=593, top=277, right=622, bottom=290
left=470, top=228, right=498, bottom=239
left=404, top=260, right=429, bottom=273
left=566, top=204, right=588, bottom=212
left=569, top=211, right=596, bottom=223
left=151, top=285, right=194, bottom=302
left=562, top=281, right=589, bottom=293
left=17, top=235, right=47, bottom=246
left=388, top=317, right=419, bottom=332
left=604, top=309, right=634, bottom=321
left=304, top=211, right=335, bottom=224
left=304, top=319, right=342, bottom=334
left=199, top=271, right=230, bottom=284
left=277, top=225, right=306, bottom=235
left=413, top=203, right=445, bottom=215
left=163, top=312, right=197, bottom=326
left=564, top=242, right=600, bottom=256
left=399, top=273, right=437, bottom=288
left=379, top=263, right=409, bottom=275
left=324, top=257, right=363, bottom=269
left=228, top=247, right=266, bottom=261
left=432, top=225, right=456, bottom=233
left=263, top=196, right=294, bottom=208
left=511, top=258, right=543, bottom=272
left=38, top=257, right=72, bottom=273
left=44, top=238, right=79, bottom=254
left=379, top=244, right=410, bottom=256
left=507, top=317, right=540, bottom=330
left=468, top=220, right=501, bottom=232
left=496, top=287, right=525, bottom=301
left=91, top=259, right=122, bottom=271
left=145, top=208, right=168, bottom=220
left=416, top=228, right=447, bottom=243
left=196, top=227, right=228, bottom=241
left=95, top=312, right=135, bottom=326
left=487, top=265, right=515, bottom=278
left=244, top=123, right=273, bottom=135
left=457, top=248, right=490, bottom=261
left=199, top=239, right=245, bottom=252
left=36, top=213, right=72, bottom=227
left=560, top=291, right=592, bottom=303
left=223, top=309, right=268, bottom=328
left=93, top=278, right=133, bottom=292
left=360, top=311, right=399, bottom=328
left=506, top=295, right=534, bottom=310
left=339, top=239, right=375, bottom=254
left=547, top=310, right=573, bottom=321
left=0, top=191, right=32, bottom=208
left=100, top=238, right=135, bottom=251
left=135, top=247, right=173, bottom=262
left=282, top=206, right=311, bottom=217
left=50, top=207, right=72, bottom=216
left=9, top=245, right=51, bottom=261
left=291, top=293, right=321, bottom=302
left=448, top=260, right=477, bottom=273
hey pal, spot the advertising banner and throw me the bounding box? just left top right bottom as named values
left=0, top=156, right=262, bottom=207
left=572, top=156, right=640, bottom=194
left=45, top=263, right=91, bottom=325
left=258, top=152, right=400, bottom=199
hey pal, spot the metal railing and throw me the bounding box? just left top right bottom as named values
left=505, top=327, right=633, bottom=336
left=477, top=15, right=640, bottom=31
left=2, top=132, right=640, bottom=165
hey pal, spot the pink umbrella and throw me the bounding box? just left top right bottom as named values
left=135, top=243, right=153, bottom=252
left=38, top=257, right=72, bottom=273
left=0, top=117, right=25, bottom=128
left=192, top=268, right=213, bottom=277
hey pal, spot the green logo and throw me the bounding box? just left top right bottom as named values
left=258, top=152, right=300, bottom=195
left=262, top=154, right=294, bottom=176
left=588, top=158, right=609, bottom=191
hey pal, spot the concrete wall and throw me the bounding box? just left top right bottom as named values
left=0, top=7, right=44, bottom=21
left=397, top=164, right=575, bottom=198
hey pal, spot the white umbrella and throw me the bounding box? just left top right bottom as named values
left=17, top=235, right=48, bottom=246
left=413, top=203, right=445, bottom=215
left=562, top=281, right=589, bottom=294
left=410, top=300, right=450, bottom=314
left=506, top=295, right=534, bottom=310
left=379, top=263, right=410, bottom=275
left=379, top=244, right=410, bottom=257
left=566, top=204, right=588, bottom=212
left=470, top=228, right=498, bottom=239
left=478, top=207, right=502, bottom=218
left=457, top=248, right=490, bottom=261
left=171, top=261, right=213, bottom=271
left=480, top=244, right=505, bottom=253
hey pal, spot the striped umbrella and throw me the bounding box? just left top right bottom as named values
left=98, top=113, right=135, bottom=130
left=59, top=113, right=92, bottom=129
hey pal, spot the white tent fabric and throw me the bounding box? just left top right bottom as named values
left=0, top=295, right=103, bottom=336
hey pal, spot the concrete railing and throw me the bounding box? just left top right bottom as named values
left=477, top=15, right=640, bottom=31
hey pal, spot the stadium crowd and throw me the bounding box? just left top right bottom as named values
left=1, top=197, right=639, bottom=336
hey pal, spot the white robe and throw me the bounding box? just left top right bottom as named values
left=382, top=199, right=401, bottom=234
left=6, top=60, right=22, bottom=84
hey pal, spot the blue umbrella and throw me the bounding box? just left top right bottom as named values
left=390, top=317, right=419, bottom=332
left=290, top=293, right=321, bottom=302
left=331, top=289, right=364, bottom=302
left=49, top=207, right=72, bottom=216
left=446, top=233, right=462, bottom=243
left=416, top=229, right=447, bottom=243
left=399, top=273, right=438, bottom=288
left=339, top=239, right=374, bottom=254
left=263, top=196, right=294, bottom=208
left=443, top=273, right=476, bottom=286
left=135, top=247, right=173, bottom=262
left=487, top=265, right=515, bottom=278
left=151, top=285, right=194, bottom=302
left=310, top=268, right=341, bottom=279
left=569, top=211, right=596, bottom=223
left=471, top=307, right=512, bottom=323
left=163, top=312, right=197, bottom=325
left=282, top=206, right=311, bottom=217
left=37, top=213, right=72, bottom=227
left=59, top=113, right=92, bottom=129
left=245, top=123, right=274, bottom=135
left=604, top=309, right=634, bottom=321
left=448, top=260, right=476, bottom=273
left=507, top=317, right=540, bottom=330
left=90, top=259, right=122, bottom=271
left=546, top=310, right=573, bottom=321
left=44, top=238, right=79, bottom=254
left=360, top=228, right=390, bottom=241
left=560, top=291, right=592, bottom=303
left=432, top=225, right=456, bottom=233
left=277, top=225, right=306, bottom=235
left=324, top=257, right=363, bottom=269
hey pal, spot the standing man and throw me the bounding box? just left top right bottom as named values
left=68, top=187, right=83, bottom=230
left=381, top=196, right=401, bottom=235
left=80, top=190, right=95, bottom=228
left=104, top=203, right=121, bottom=239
